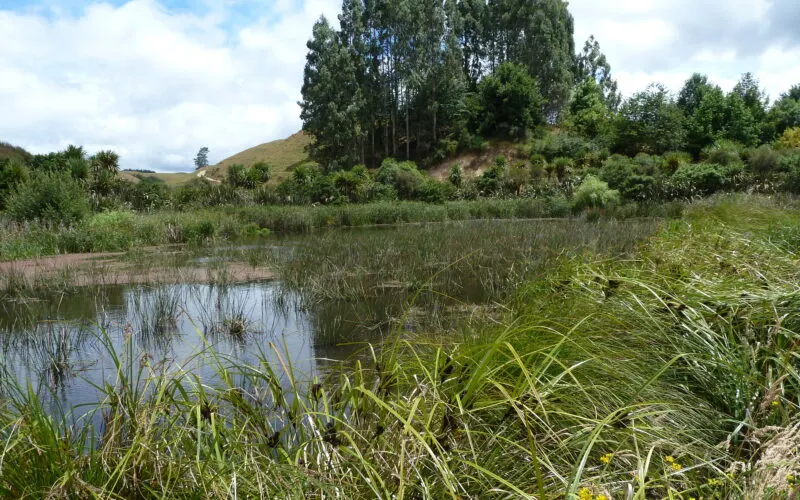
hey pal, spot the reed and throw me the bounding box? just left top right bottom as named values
left=0, top=195, right=798, bottom=498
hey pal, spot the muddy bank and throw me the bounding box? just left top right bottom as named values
left=0, top=250, right=274, bottom=289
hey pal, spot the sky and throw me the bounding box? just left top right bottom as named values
left=1, top=0, right=799, bottom=172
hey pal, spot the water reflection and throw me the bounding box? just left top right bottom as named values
left=0, top=282, right=329, bottom=415
left=0, top=219, right=656, bottom=420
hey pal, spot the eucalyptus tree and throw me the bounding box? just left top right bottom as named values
left=575, top=35, right=620, bottom=110
left=300, top=16, right=366, bottom=169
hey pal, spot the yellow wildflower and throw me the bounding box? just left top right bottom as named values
left=600, top=453, right=613, bottom=465
left=596, top=495, right=609, bottom=500
left=772, top=400, right=780, bottom=407
left=788, top=473, right=796, bottom=484
left=578, top=487, right=593, bottom=500
left=671, top=463, right=683, bottom=472
left=708, top=478, right=723, bottom=486
left=664, top=455, right=675, bottom=463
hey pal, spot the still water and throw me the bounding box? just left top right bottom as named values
left=0, top=219, right=655, bottom=425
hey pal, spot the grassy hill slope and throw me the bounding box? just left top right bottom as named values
left=200, top=131, right=312, bottom=184
left=0, top=142, right=31, bottom=163
left=117, top=131, right=312, bottom=186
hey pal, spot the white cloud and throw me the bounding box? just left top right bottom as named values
left=2, top=0, right=800, bottom=172
left=0, top=0, right=339, bottom=171
left=571, top=0, right=800, bottom=99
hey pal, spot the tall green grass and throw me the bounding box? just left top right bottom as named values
left=0, top=198, right=675, bottom=261
left=1, top=195, right=799, bottom=498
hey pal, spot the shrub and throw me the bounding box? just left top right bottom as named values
left=329, top=166, right=372, bottom=203
left=84, top=211, right=137, bottom=251
left=634, top=153, right=666, bottom=176
left=358, top=181, right=397, bottom=203
left=505, top=163, right=530, bottom=195
left=0, top=159, right=29, bottom=208
left=533, top=132, right=598, bottom=162
left=599, top=155, right=637, bottom=191
left=67, top=158, right=90, bottom=180
left=746, top=145, right=780, bottom=178
left=254, top=186, right=280, bottom=205
left=249, top=162, right=272, bottom=185
left=276, top=164, right=328, bottom=204
left=599, top=155, right=661, bottom=201
left=551, top=157, right=573, bottom=182
left=182, top=219, right=216, bottom=243
left=476, top=156, right=508, bottom=196
left=572, top=175, right=620, bottom=211
left=123, top=178, right=170, bottom=211
left=448, top=164, right=464, bottom=187
left=173, top=178, right=213, bottom=208
left=227, top=164, right=254, bottom=189
left=663, top=151, right=692, bottom=176
left=778, top=127, right=800, bottom=149
left=416, top=179, right=451, bottom=203
left=375, top=159, right=426, bottom=200
left=428, top=139, right=458, bottom=165
left=701, top=140, right=743, bottom=166
left=529, top=154, right=547, bottom=179
left=670, top=163, right=728, bottom=197
left=7, top=171, right=90, bottom=225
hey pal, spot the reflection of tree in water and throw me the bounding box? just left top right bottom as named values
left=0, top=285, right=127, bottom=331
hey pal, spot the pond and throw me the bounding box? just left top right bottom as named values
left=0, top=218, right=657, bottom=429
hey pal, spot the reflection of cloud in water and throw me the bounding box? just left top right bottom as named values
left=0, top=281, right=324, bottom=423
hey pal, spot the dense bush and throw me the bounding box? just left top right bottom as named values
left=572, top=175, right=620, bottom=211
left=374, top=159, right=427, bottom=200
left=476, top=156, right=508, bottom=195
left=598, top=155, right=659, bottom=201
left=663, top=151, right=692, bottom=175
left=6, top=171, right=90, bottom=225
left=701, top=140, right=743, bottom=166
left=84, top=210, right=137, bottom=251
left=0, top=159, right=29, bottom=208
left=532, top=132, right=599, bottom=163
left=122, top=178, right=170, bottom=211
left=746, top=145, right=780, bottom=178
left=670, top=163, right=729, bottom=197
left=778, top=127, right=800, bottom=149
left=777, top=153, right=800, bottom=193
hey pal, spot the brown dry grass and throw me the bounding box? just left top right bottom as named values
left=118, top=131, right=312, bottom=186
left=119, top=171, right=200, bottom=186
left=746, top=424, right=800, bottom=499
left=201, top=131, right=313, bottom=184
left=0, top=250, right=274, bottom=288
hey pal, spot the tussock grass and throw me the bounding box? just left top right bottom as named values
left=1, top=195, right=799, bottom=498
left=279, top=218, right=657, bottom=304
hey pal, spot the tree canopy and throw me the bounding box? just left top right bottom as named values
left=299, top=0, right=577, bottom=169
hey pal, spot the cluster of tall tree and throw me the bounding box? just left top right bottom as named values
left=299, top=0, right=588, bottom=169
left=301, top=0, right=800, bottom=172
left=609, top=75, right=800, bottom=157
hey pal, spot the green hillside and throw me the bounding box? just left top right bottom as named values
left=200, top=131, right=312, bottom=184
